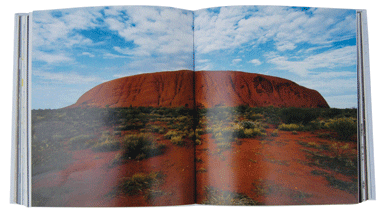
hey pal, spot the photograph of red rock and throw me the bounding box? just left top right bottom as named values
left=193, top=71, right=357, bottom=205
left=31, top=6, right=359, bottom=206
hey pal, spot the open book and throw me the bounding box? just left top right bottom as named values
left=12, top=5, right=375, bottom=207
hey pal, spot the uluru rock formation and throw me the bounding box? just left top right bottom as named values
left=68, top=70, right=194, bottom=109
left=195, top=71, right=329, bottom=108
left=68, top=70, right=329, bottom=109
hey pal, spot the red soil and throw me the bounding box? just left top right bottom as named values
left=32, top=131, right=195, bottom=207
left=67, top=70, right=329, bottom=109
left=195, top=128, right=358, bottom=205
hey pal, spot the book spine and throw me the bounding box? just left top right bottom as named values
left=356, top=9, right=375, bottom=201
left=11, top=13, right=31, bottom=207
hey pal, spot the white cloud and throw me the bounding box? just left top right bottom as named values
left=81, top=52, right=95, bottom=57
left=275, top=41, right=296, bottom=51
left=196, top=64, right=212, bottom=71
left=32, top=8, right=103, bottom=63
left=194, top=6, right=356, bottom=54
left=298, top=45, right=333, bottom=54
left=33, top=70, right=103, bottom=84
left=102, top=52, right=130, bottom=59
left=104, top=7, right=193, bottom=57
left=249, top=58, right=262, bottom=66
left=298, top=77, right=356, bottom=95
left=33, top=8, right=102, bottom=48
left=292, top=71, right=357, bottom=108
left=309, top=71, right=356, bottom=79
left=265, top=46, right=356, bottom=76
left=231, top=58, right=242, bottom=64
left=33, top=50, right=73, bottom=63
left=197, top=59, right=210, bottom=63
left=196, top=58, right=212, bottom=70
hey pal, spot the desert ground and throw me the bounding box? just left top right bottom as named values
left=31, top=106, right=358, bottom=206
left=195, top=106, right=358, bottom=205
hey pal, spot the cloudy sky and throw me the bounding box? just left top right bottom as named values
left=32, top=6, right=357, bottom=109
left=194, top=6, right=357, bottom=108
left=32, top=6, right=194, bottom=109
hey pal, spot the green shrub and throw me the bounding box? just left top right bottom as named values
left=146, top=124, right=166, bottom=134
left=170, top=135, right=185, bottom=146
left=236, top=126, right=266, bottom=138
left=202, top=186, right=257, bottom=205
left=164, top=130, right=179, bottom=139
left=122, top=133, right=165, bottom=160
left=303, top=143, right=357, bottom=176
left=280, top=108, right=320, bottom=125
left=52, top=134, right=65, bottom=142
left=195, top=139, right=202, bottom=145
left=252, top=128, right=266, bottom=137
left=271, top=129, right=279, bottom=137
left=239, top=120, right=256, bottom=129
left=117, top=172, right=165, bottom=196
left=253, top=179, right=311, bottom=204
left=244, top=128, right=254, bottom=137
left=317, top=132, right=331, bottom=139
left=216, top=142, right=232, bottom=150
left=92, top=137, right=120, bottom=152
left=196, top=128, right=205, bottom=135
left=248, top=113, right=263, bottom=120
left=113, top=131, right=122, bottom=136
left=109, top=153, right=122, bottom=167
left=68, top=134, right=96, bottom=150
left=197, top=168, right=207, bottom=173
left=278, top=123, right=304, bottom=131
left=234, top=127, right=245, bottom=138
left=211, top=123, right=266, bottom=141
left=326, top=117, right=357, bottom=141
left=321, top=108, right=343, bottom=119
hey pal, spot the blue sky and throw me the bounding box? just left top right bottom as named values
left=194, top=6, right=357, bottom=108
left=32, top=6, right=357, bottom=109
left=32, top=6, right=194, bottom=109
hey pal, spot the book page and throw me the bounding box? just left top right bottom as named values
left=194, top=6, right=359, bottom=205
left=31, top=6, right=195, bottom=207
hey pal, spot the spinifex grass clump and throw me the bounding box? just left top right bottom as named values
left=164, top=130, right=179, bottom=139
left=300, top=141, right=357, bottom=176
left=211, top=125, right=236, bottom=150
left=270, top=129, right=279, bottom=137
left=209, top=120, right=267, bottom=151
left=92, top=137, right=121, bottom=152
left=202, top=186, right=258, bottom=205
left=325, top=117, right=357, bottom=141
left=145, top=124, right=166, bottom=134
left=235, top=121, right=266, bottom=138
left=68, top=134, right=97, bottom=150
left=311, top=170, right=357, bottom=194
left=170, top=135, right=186, bottom=146
left=253, top=179, right=311, bottom=204
left=116, top=172, right=165, bottom=199
left=122, top=133, right=165, bottom=160
left=278, top=123, right=304, bottom=131
left=164, top=130, right=187, bottom=146
left=280, top=108, right=320, bottom=125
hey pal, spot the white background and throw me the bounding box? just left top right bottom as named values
left=1, top=0, right=382, bottom=212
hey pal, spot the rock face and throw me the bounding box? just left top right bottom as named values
left=68, top=70, right=329, bottom=109
left=68, top=70, right=195, bottom=109
left=195, top=71, right=329, bottom=108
